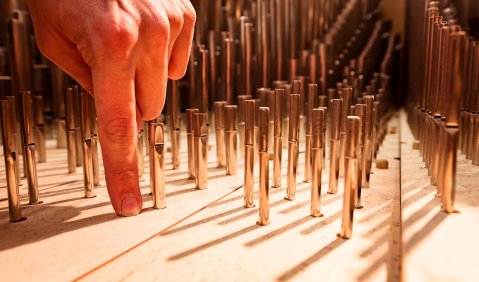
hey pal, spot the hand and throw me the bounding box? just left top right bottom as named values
left=25, top=0, right=196, bottom=216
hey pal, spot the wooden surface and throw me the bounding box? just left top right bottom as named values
left=0, top=111, right=477, bottom=281
left=400, top=111, right=479, bottom=282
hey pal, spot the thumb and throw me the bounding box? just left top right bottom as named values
left=92, top=64, right=142, bottom=216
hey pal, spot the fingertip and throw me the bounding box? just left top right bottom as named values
left=168, top=59, right=188, bottom=80
left=119, top=194, right=142, bottom=217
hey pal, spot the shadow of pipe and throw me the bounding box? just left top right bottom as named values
left=2, top=181, right=83, bottom=207
left=360, top=213, right=394, bottom=240
left=358, top=200, right=391, bottom=224
left=300, top=211, right=342, bottom=235
left=33, top=196, right=87, bottom=207
left=278, top=193, right=340, bottom=214
left=0, top=205, right=118, bottom=251
left=403, top=196, right=437, bottom=229
left=162, top=206, right=246, bottom=236
left=0, top=185, right=104, bottom=213
left=207, top=173, right=238, bottom=181
left=0, top=185, right=87, bottom=213
left=244, top=215, right=313, bottom=247
left=356, top=250, right=388, bottom=281
left=404, top=211, right=447, bottom=252
left=166, top=188, right=198, bottom=198
left=359, top=231, right=389, bottom=258
left=165, top=178, right=195, bottom=186
left=208, top=183, right=309, bottom=210
left=402, top=187, right=434, bottom=208
left=357, top=207, right=447, bottom=281
left=217, top=198, right=290, bottom=225
left=167, top=224, right=261, bottom=261
left=277, top=238, right=347, bottom=281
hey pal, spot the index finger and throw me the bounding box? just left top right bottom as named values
left=92, top=62, right=142, bottom=216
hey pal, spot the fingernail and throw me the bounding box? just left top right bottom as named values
left=120, top=194, right=141, bottom=217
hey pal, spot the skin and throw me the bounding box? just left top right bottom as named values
left=25, top=0, right=196, bottom=216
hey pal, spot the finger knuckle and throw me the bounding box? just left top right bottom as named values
left=105, top=26, right=136, bottom=51
left=147, top=15, right=170, bottom=39
left=91, top=15, right=138, bottom=57
left=183, top=3, right=196, bottom=25
left=106, top=164, right=137, bottom=183
left=100, top=115, right=136, bottom=143
left=168, top=9, right=184, bottom=31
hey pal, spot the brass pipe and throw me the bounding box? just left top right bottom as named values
left=273, top=88, right=284, bottom=188
left=354, top=104, right=366, bottom=209
left=440, top=30, right=466, bottom=213
left=244, top=99, right=255, bottom=207
left=189, top=45, right=197, bottom=109
left=199, top=48, right=209, bottom=117
left=274, top=0, right=284, bottom=81
left=64, top=88, right=77, bottom=173
left=237, top=95, right=252, bottom=157
left=10, top=10, right=32, bottom=92
left=168, top=80, right=180, bottom=170
left=286, top=94, right=300, bottom=201
left=258, top=0, right=270, bottom=88
left=318, top=95, right=328, bottom=108
left=445, top=31, right=466, bottom=128
left=466, top=112, right=474, bottom=160
left=90, top=98, right=100, bottom=186
left=318, top=96, right=328, bottom=168
left=282, top=84, right=292, bottom=148
left=472, top=114, right=479, bottom=166
left=80, top=89, right=95, bottom=198
left=147, top=121, right=154, bottom=194
left=244, top=23, right=254, bottom=96
left=50, top=65, right=67, bottom=149
left=267, top=89, right=275, bottom=152
left=304, top=84, right=317, bottom=183
left=33, top=95, right=46, bottom=163
left=222, top=38, right=234, bottom=104
left=186, top=109, right=199, bottom=179
left=6, top=95, right=21, bottom=184
left=339, top=116, right=360, bottom=239
left=240, top=16, right=249, bottom=95
left=311, top=107, right=325, bottom=217
left=309, top=54, right=318, bottom=84
left=257, top=107, right=270, bottom=226
left=328, top=99, right=343, bottom=194
left=441, top=127, right=458, bottom=213
left=431, top=115, right=442, bottom=185
left=19, top=91, right=41, bottom=204
left=194, top=112, right=208, bottom=190
left=214, top=101, right=227, bottom=167
left=362, top=95, right=374, bottom=188
left=339, top=87, right=352, bottom=177
left=151, top=123, right=166, bottom=209
left=224, top=105, right=238, bottom=175
left=372, top=103, right=381, bottom=178
left=253, top=98, right=261, bottom=162
left=0, top=99, right=25, bottom=222
left=72, top=86, right=83, bottom=167
left=207, top=31, right=217, bottom=105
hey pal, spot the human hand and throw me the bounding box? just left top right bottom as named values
left=25, top=0, right=196, bottom=216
